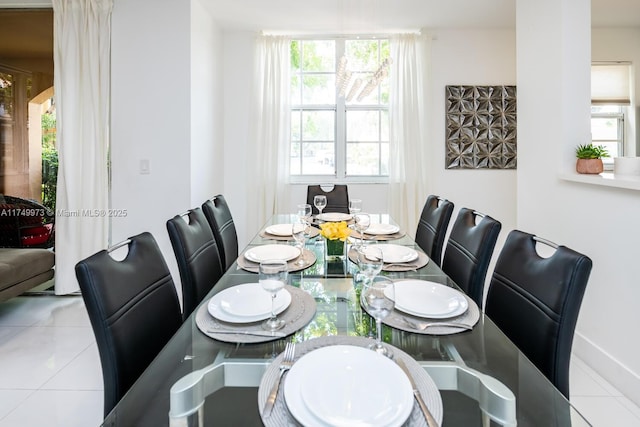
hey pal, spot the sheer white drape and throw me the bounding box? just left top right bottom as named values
left=52, top=0, right=112, bottom=294
left=246, top=35, right=291, bottom=236
left=388, top=33, right=432, bottom=238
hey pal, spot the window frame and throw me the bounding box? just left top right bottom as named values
left=590, top=106, right=625, bottom=170
left=289, top=37, right=389, bottom=185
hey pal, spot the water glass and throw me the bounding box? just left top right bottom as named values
left=314, top=195, right=327, bottom=215
left=354, top=213, right=371, bottom=248
left=292, top=220, right=307, bottom=266
left=357, top=245, right=383, bottom=286
left=259, top=259, right=288, bottom=331
left=361, top=276, right=395, bottom=357
left=349, top=199, right=362, bottom=214
left=297, top=203, right=312, bottom=223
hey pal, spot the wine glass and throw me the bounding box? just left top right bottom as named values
left=349, top=199, right=362, bottom=215
left=357, top=245, right=383, bottom=286
left=297, top=203, right=312, bottom=223
left=292, top=220, right=307, bottom=266
left=361, top=276, right=395, bottom=357
left=353, top=213, right=371, bottom=249
left=259, top=259, right=288, bottom=331
left=313, top=195, right=327, bottom=216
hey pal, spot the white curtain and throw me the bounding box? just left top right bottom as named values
left=246, top=35, right=291, bottom=236
left=388, top=33, right=432, bottom=238
left=52, top=0, right=112, bottom=294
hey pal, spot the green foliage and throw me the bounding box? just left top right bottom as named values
left=41, top=112, right=58, bottom=214
left=575, top=143, right=609, bottom=159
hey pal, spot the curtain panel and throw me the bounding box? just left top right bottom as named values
left=52, top=0, right=112, bottom=294
left=388, top=33, right=432, bottom=238
left=246, top=35, right=292, bottom=237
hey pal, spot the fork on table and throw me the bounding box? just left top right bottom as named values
left=402, top=317, right=472, bottom=331
left=262, top=342, right=296, bottom=417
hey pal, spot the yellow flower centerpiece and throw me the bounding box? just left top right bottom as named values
left=319, top=221, right=351, bottom=261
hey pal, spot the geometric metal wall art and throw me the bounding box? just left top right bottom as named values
left=445, top=85, right=517, bottom=169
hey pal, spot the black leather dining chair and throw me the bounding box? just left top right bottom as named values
left=202, top=194, right=239, bottom=271
left=441, top=208, right=501, bottom=308
left=167, top=207, right=224, bottom=320
left=414, top=195, right=454, bottom=266
left=485, top=230, right=592, bottom=398
left=306, top=184, right=350, bottom=215
left=75, top=232, right=182, bottom=417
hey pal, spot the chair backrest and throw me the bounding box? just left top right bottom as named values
left=485, top=230, right=592, bottom=398
left=167, top=207, right=224, bottom=320
left=201, top=195, right=239, bottom=271
left=441, top=208, right=501, bottom=308
left=414, top=195, right=454, bottom=266
left=75, top=232, right=182, bottom=417
left=306, top=184, right=350, bottom=214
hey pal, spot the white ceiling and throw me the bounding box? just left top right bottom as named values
left=202, top=0, right=640, bottom=32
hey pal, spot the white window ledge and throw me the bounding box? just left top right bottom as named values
left=558, top=172, right=640, bottom=191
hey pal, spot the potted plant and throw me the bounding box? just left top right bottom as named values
left=319, top=221, right=352, bottom=262
left=575, top=144, right=609, bottom=174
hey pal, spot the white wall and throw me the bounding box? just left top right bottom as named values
left=429, top=29, right=518, bottom=236
left=517, top=0, right=640, bottom=406
left=111, top=0, right=222, bottom=294
left=191, top=0, right=224, bottom=206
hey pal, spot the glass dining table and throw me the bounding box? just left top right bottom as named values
left=102, top=214, right=590, bottom=427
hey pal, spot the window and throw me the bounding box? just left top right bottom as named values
left=289, top=38, right=390, bottom=183
left=590, top=62, right=632, bottom=169
left=591, top=105, right=624, bottom=168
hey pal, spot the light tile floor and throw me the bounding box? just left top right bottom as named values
left=0, top=295, right=639, bottom=426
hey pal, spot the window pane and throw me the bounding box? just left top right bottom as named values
left=346, top=110, right=379, bottom=141
left=346, top=40, right=378, bottom=72
left=591, top=117, right=619, bottom=140
left=346, top=142, right=380, bottom=175
left=381, top=142, right=389, bottom=175
left=302, top=110, right=334, bottom=141
left=381, top=110, right=389, bottom=140
left=302, top=74, right=335, bottom=105
left=596, top=141, right=620, bottom=159
left=290, top=75, right=301, bottom=104
left=290, top=141, right=301, bottom=174
left=591, top=105, right=622, bottom=114
left=291, top=110, right=301, bottom=140
left=302, top=142, right=335, bottom=174
left=0, top=72, right=14, bottom=117
left=302, top=40, right=335, bottom=72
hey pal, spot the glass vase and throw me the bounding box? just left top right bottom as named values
left=325, top=238, right=346, bottom=262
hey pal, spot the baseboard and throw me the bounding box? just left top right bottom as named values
left=573, top=331, right=640, bottom=407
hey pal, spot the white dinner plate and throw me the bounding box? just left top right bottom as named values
left=207, top=283, right=291, bottom=323
left=389, top=280, right=469, bottom=319
left=367, top=244, right=418, bottom=263
left=316, top=212, right=352, bottom=222
left=264, top=223, right=294, bottom=236
left=365, top=223, right=400, bottom=235
left=244, top=244, right=300, bottom=263
left=284, top=345, right=413, bottom=427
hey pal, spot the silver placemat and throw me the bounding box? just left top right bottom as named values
left=195, top=285, right=316, bottom=344
left=236, top=248, right=317, bottom=273
left=259, top=227, right=320, bottom=241
left=373, top=283, right=480, bottom=335
left=347, top=247, right=430, bottom=272
left=257, top=335, right=443, bottom=426
left=351, top=230, right=407, bottom=241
